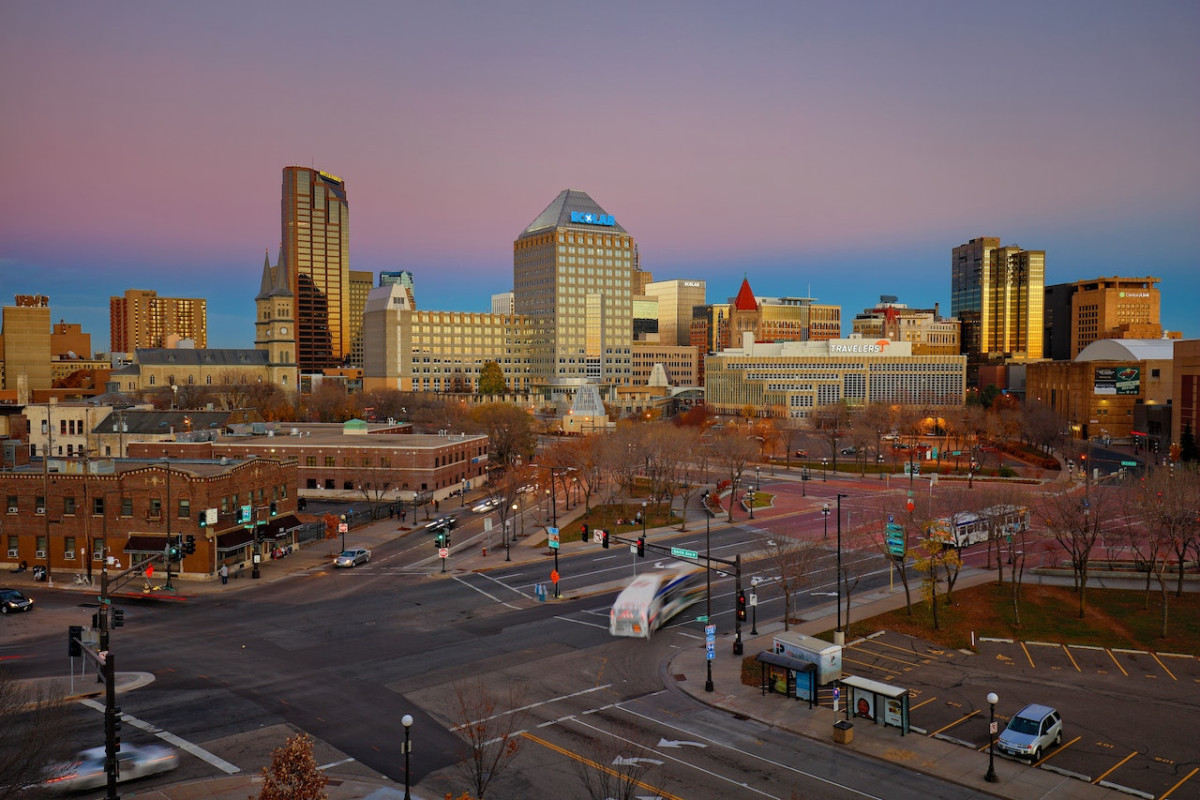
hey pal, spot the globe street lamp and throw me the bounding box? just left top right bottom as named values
left=821, top=458, right=828, bottom=481
left=641, top=500, right=648, bottom=539
left=402, top=713, right=414, bottom=799
left=985, top=692, right=999, bottom=782
left=822, top=502, right=830, bottom=540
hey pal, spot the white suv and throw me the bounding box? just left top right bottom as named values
left=997, top=704, right=1062, bottom=761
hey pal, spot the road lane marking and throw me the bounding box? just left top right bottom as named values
left=521, top=731, right=686, bottom=800
left=80, top=698, right=240, bottom=774
left=1034, top=735, right=1080, bottom=765
left=1092, top=750, right=1138, bottom=784
left=554, top=615, right=609, bottom=630
left=1061, top=644, right=1081, bottom=672
left=1020, top=641, right=1035, bottom=668
left=1161, top=766, right=1199, bottom=798
left=459, top=573, right=523, bottom=607
left=1151, top=652, right=1178, bottom=680
left=927, top=709, right=979, bottom=737
left=1105, top=649, right=1130, bottom=676
left=614, top=704, right=884, bottom=799
left=449, top=684, right=613, bottom=732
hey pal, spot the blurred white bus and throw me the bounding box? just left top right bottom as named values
left=927, top=504, right=1030, bottom=549
left=609, top=570, right=705, bottom=638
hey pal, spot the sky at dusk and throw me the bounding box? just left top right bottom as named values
left=2, top=1, right=1198, bottom=351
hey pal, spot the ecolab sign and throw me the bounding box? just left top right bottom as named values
left=570, top=211, right=615, bottom=226
left=829, top=339, right=892, bottom=355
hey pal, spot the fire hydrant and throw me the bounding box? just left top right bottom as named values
left=482, top=546, right=488, bottom=557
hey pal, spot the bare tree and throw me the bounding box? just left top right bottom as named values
left=1037, top=484, right=1111, bottom=618
left=0, top=671, right=76, bottom=799
left=469, top=404, right=537, bottom=470
left=450, top=680, right=526, bottom=800
left=763, top=536, right=821, bottom=630
left=1124, top=465, right=1200, bottom=636
left=912, top=537, right=960, bottom=631
left=708, top=427, right=758, bottom=523
left=811, top=402, right=852, bottom=473
left=256, top=732, right=328, bottom=800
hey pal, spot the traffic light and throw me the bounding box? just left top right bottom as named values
left=110, top=705, right=122, bottom=749
left=185, top=534, right=196, bottom=555
left=168, top=538, right=181, bottom=560
left=68, top=625, right=83, bottom=657
left=636, top=537, right=645, bottom=557
left=802, top=468, right=809, bottom=481
left=198, top=511, right=207, bottom=527
left=580, top=523, right=589, bottom=543
left=112, top=608, right=125, bottom=628
left=434, top=533, right=444, bottom=547
left=269, top=501, right=278, bottom=516
left=600, top=530, right=609, bottom=549
left=736, top=592, right=747, bottom=622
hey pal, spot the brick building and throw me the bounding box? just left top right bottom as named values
left=2, top=456, right=297, bottom=581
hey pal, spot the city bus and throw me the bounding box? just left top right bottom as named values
left=609, top=570, right=705, bottom=639
left=926, top=505, right=1030, bottom=549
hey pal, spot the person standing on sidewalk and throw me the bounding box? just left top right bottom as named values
left=219, top=563, right=229, bottom=584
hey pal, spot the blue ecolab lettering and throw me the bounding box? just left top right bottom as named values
left=570, top=211, right=615, bottom=226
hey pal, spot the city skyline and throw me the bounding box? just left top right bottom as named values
left=2, top=2, right=1198, bottom=351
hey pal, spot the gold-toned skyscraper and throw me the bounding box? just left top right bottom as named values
left=282, top=166, right=349, bottom=371
left=952, top=237, right=1044, bottom=361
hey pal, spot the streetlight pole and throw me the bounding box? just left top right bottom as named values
left=507, top=506, right=515, bottom=562
left=985, top=692, right=999, bottom=782
left=822, top=502, right=830, bottom=540
left=821, top=458, right=827, bottom=482
left=401, top=714, right=414, bottom=799
left=460, top=478, right=465, bottom=507
left=835, top=493, right=848, bottom=646
left=704, top=492, right=713, bottom=693
left=641, top=500, right=648, bottom=539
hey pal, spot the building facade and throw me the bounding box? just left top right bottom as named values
left=1, top=456, right=297, bottom=580
left=107, top=349, right=297, bottom=398
left=631, top=344, right=702, bottom=387
left=705, top=335, right=967, bottom=419
left=952, top=237, right=1044, bottom=362
left=1043, top=276, right=1166, bottom=360
left=1173, top=339, right=1200, bottom=453
left=644, top=279, right=706, bottom=347
left=513, top=189, right=635, bottom=386
left=110, top=289, right=207, bottom=351
left=282, top=166, right=350, bottom=371
left=851, top=298, right=961, bottom=356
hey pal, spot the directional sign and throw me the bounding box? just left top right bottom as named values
left=704, top=624, right=716, bottom=637
left=670, top=547, right=699, bottom=559
left=1121, top=460, right=1138, bottom=467
left=705, top=642, right=715, bottom=661
left=886, top=522, right=905, bottom=557
left=695, top=615, right=709, bottom=623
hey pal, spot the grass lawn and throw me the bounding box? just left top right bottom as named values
left=841, top=581, right=1200, bottom=654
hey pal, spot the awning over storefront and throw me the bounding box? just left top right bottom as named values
left=124, top=535, right=167, bottom=554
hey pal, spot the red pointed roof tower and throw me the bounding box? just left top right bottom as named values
left=733, top=277, right=758, bottom=311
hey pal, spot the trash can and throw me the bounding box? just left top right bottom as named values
left=833, top=719, right=854, bottom=744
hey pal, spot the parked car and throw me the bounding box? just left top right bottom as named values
left=0, top=587, right=35, bottom=614
left=472, top=498, right=502, bottom=513
left=333, top=548, right=371, bottom=568
left=42, top=743, right=179, bottom=792
left=794, top=449, right=809, bottom=458
left=840, top=447, right=858, bottom=456
left=996, top=704, right=1062, bottom=761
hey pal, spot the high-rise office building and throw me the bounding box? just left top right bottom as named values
left=1043, top=276, right=1165, bottom=360
left=347, top=270, right=374, bottom=367
left=0, top=294, right=52, bottom=394
left=110, top=289, right=207, bottom=351
left=644, top=279, right=706, bottom=347
left=514, top=189, right=635, bottom=385
left=951, top=237, right=1044, bottom=362
left=282, top=166, right=349, bottom=371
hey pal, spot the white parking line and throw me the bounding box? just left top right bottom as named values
left=80, top=698, right=241, bottom=774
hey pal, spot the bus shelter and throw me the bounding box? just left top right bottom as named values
left=755, top=651, right=817, bottom=708
left=838, top=675, right=910, bottom=735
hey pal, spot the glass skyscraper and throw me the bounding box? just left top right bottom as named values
left=282, top=166, right=349, bottom=371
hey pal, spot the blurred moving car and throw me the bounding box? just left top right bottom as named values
left=333, top=548, right=371, bottom=568
left=425, top=515, right=458, bottom=532
left=794, top=449, right=809, bottom=458
left=472, top=498, right=501, bottom=513
left=42, top=743, right=179, bottom=792
left=1, top=587, right=35, bottom=614
left=996, top=704, right=1062, bottom=761
left=840, top=447, right=858, bottom=456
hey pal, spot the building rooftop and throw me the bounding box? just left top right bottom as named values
left=1074, top=339, right=1179, bottom=362
left=520, top=189, right=628, bottom=236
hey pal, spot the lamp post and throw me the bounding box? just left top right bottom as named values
left=822, top=502, right=830, bottom=540
left=340, top=514, right=347, bottom=551
left=641, top=500, right=648, bottom=539
left=460, top=478, right=466, bottom=507
left=985, top=692, right=999, bottom=782
left=401, top=713, right=414, bottom=799
left=821, top=457, right=827, bottom=481
left=507, top=504, right=516, bottom=561
left=703, top=491, right=713, bottom=693
left=835, top=493, right=848, bottom=646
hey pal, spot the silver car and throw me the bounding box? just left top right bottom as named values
left=996, top=703, right=1062, bottom=761
left=43, top=743, right=179, bottom=792
left=334, top=548, right=371, bottom=568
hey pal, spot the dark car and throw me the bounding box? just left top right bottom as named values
left=1, top=587, right=35, bottom=614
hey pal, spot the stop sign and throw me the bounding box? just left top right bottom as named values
left=906, top=499, right=915, bottom=513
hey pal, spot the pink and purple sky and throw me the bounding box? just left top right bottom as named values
left=2, top=1, right=1198, bottom=350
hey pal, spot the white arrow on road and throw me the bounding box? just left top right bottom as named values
left=656, top=737, right=706, bottom=749
left=810, top=591, right=838, bottom=597
left=613, top=756, right=665, bottom=767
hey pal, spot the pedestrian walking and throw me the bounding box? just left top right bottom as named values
left=219, top=563, right=229, bottom=584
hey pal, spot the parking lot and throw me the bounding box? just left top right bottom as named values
left=821, top=631, right=1200, bottom=799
